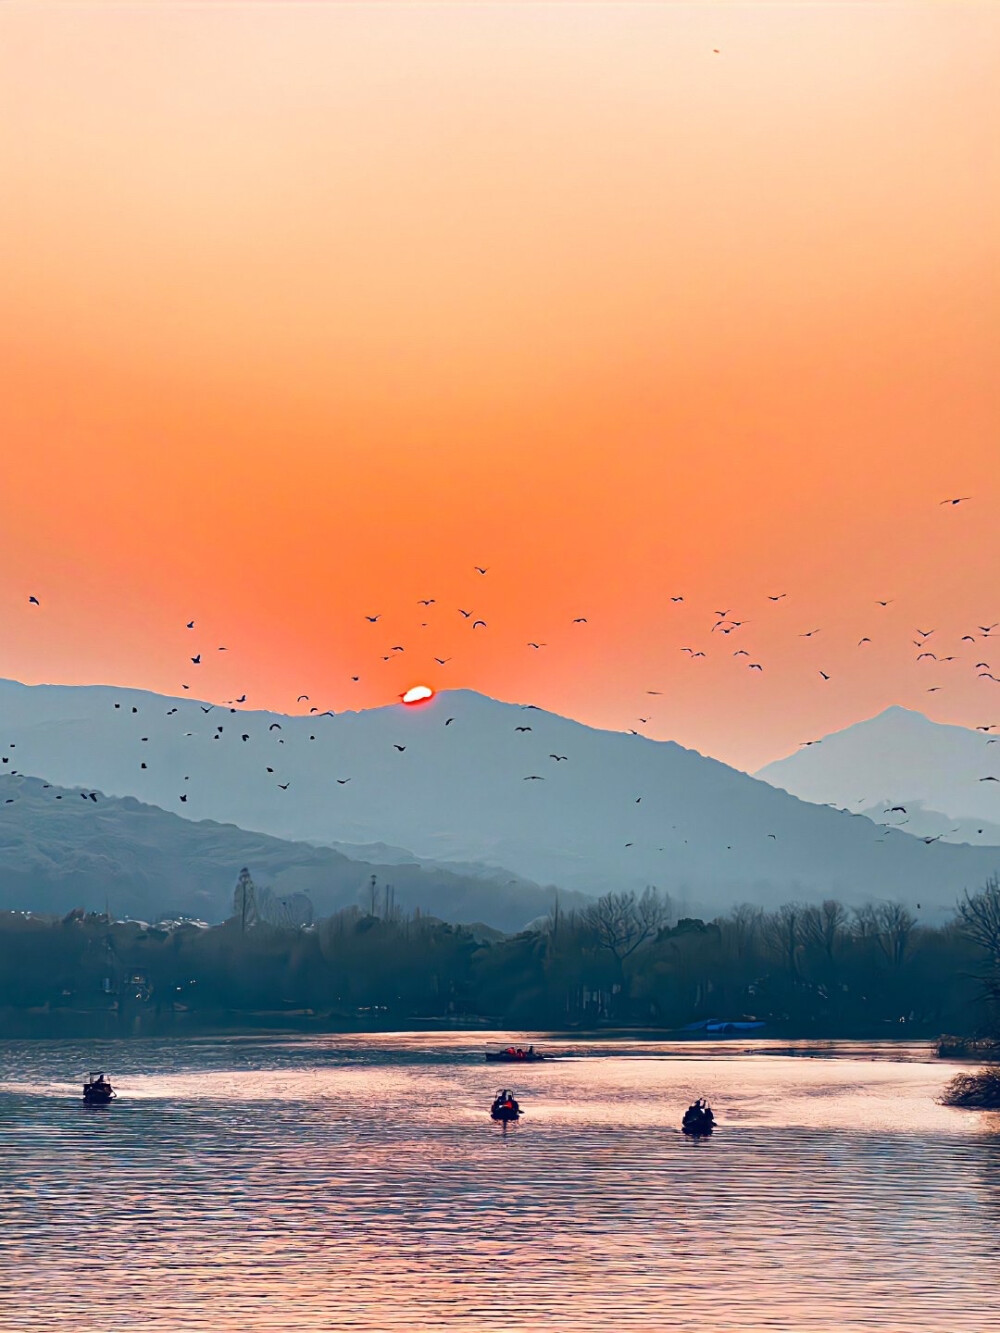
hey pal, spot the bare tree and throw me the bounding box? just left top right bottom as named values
left=801, top=899, right=848, bottom=961
left=580, top=887, right=670, bottom=961
left=729, top=903, right=764, bottom=960
left=959, top=874, right=1000, bottom=962
left=873, top=901, right=916, bottom=968
left=763, top=903, right=802, bottom=975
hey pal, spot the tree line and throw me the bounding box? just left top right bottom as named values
left=0, top=875, right=997, bottom=1037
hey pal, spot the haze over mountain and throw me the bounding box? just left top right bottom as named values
left=757, top=706, right=1000, bottom=843
left=0, top=773, right=571, bottom=931
left=2, top=679, right=999, bottom=914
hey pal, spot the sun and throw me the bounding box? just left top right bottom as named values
left=401, top=685, right=434, bottom=705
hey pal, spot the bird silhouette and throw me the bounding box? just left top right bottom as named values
left=186, top=620, right=195, bottom=629
left=979, top=776, right=999, bottom=782
left=749, top=663, right=763, bottom=671
left=799, top=629, right=820, bottom=638
left=819, top=671, right=830, bottom=680
left=670, top=596, right=684, bottom=603
left=767, top=594, right=786, bottom=601
left=365, top=615, right=381, bottom=623
left=549, top=754, right=568, bottom=761
left=876, top=600, right=892, bottom=607
left=572, top=617, right=588, bottom=624
left=418, top=599, right=436, bottom=606
left=515, top=726, right=532, bottom=732
left=269, top=723, right=282, bottom=731
left=336, top=778, right=351, bottom=784
left=523, top=775, right=545, bottom=780
left=278, top=783, right=290, bottom=790
left=191, top=655, right=201, bottom=665
left=180, top=794, right=188, bottom=803
left=473, top=620, right=487, bottom=629
left=527, top=642, right=545, bottom=649
left=458, top=609, right=472, bottom=618
left=297, top=695, right=309, bottom=702
left=858, top=638, right=871, bottom=646
left=28, top=596, right=39, bottom=606
left=940, top=497, right=971, bottom=505
left=393, top=744, right=406, bottom=752
left=200, top=705, right=213, bottom=713
left=434, top=657, right=451, bottom=665
left=445, top=718, right=455, bottom=726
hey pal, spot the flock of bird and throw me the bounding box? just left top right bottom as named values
left=5, top=495, right=998, bottom=861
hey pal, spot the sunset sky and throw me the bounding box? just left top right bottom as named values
left=2, top=2, right=998, bottom=771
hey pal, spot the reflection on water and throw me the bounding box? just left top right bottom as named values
left=1, top=1035, right=998, bottom=1331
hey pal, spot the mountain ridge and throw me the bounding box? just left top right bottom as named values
left=3, top=678, right=1000, bottom=912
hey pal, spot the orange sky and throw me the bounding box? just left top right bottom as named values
left=1, top=2, right=998, bottom=771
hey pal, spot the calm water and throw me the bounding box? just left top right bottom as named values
left=1, top=1034, right=998, bottom=1332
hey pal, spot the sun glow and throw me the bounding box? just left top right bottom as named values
left=401, top=685, right=434, bottom=705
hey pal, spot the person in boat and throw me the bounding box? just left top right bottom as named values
left=527, top=1045, right=535, bottom=1058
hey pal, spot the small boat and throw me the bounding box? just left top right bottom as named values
left=681, top=1099, right=715, bottom=1137
left=490, top=1089, right=521, bottom=1122
left=486, top=1045, right=547, bottom=1063
left=82, top=1071, right=116, bottom=1105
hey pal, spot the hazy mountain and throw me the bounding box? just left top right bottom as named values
left=757, top=706, right=1000, bottom=842
left=0, top=773, right=568, bottom=930
left=2, top=679, right=999, bottom=913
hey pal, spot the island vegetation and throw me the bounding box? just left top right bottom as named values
left=1, top=870, right=998, bottom=1043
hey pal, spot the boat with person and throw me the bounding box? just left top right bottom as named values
left=82, top=1072, right=116, bottom=1105
left=490, top=1089, right=522, bottom=1122
left=681, top=1098, right=715, bottom=1137
left=486, top=1044, right=548, bottom=1063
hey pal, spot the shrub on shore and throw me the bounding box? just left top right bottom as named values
left=941, top=1068, right=1000, bottom=1109
left=937, top=1035, right=1000, bottom=1059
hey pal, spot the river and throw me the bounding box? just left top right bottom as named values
left=1, top=1035, right=997, bottom=1331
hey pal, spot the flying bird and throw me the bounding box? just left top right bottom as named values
left=473, top=621, right=487, bottom=629
left=572, top=617, right=588, bottom=624
left=887, top=806, right=907, bottom=813
left=527, top=642, right=545, bottom=649
left=365, top=615, right=381, bottom=623
left=191, top=655, right=201, bottom=665
left=297, top=695, right=309, bottom=702
left=875, top=600, right=892, bottom=607
left=979, top=776, right=1000, bottom=782
left=858, top=638, right=871, bottom=646
left=393, top=744, right=406, bottom=752
left=418, top=599, right=436, bottom=606
left=278, top=783, right=290, bottom=790
left=549, top=754, right=567, bottom=761
left=749, top=663, right=763, bottom=671
left=445, top=718, right=455, bottom=726
left=940, top=496, right=971, bottom=505
left=434, top=658, right=451, bottom=665
left=767, top=594, right=786, bottom=601
left=458, top=609, right=472, bottom=618
left=180, top=794, right=188, bottom=803
left=670, top=596, right=684, bottom=603
left=200, top=705, right=213, bottom=714
left=819, top=671, right=830, bottom=680
left=523, top=775, right=545, bottom=781
left=515, top=726, right=532, bottom=732
left=269, top=723, right=282, bottom=731
left=799, top=629, right=820, bottom=638
left=186, top=620, right=195, bottom=629
left=28, top=596, right=39, bottom=606
left=336, top=779, right=351, bottom=784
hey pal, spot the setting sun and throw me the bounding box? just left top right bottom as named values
left=401, top=685, right=434, bottom=705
